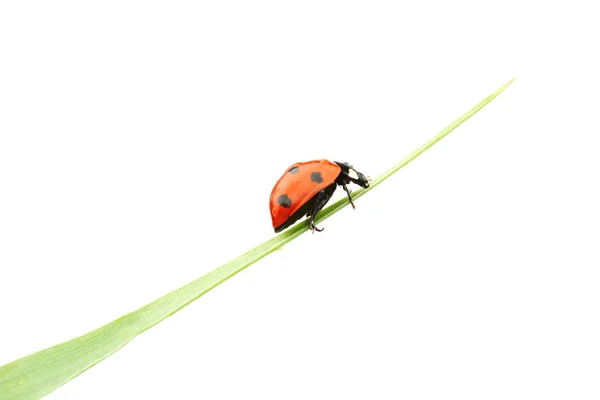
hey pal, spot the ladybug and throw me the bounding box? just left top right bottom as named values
left=270, top=160, right=370, bottom=233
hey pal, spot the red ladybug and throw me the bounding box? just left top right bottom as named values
left=270, top=160, right=370, bottom=233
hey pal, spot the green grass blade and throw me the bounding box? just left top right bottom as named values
left=0, top=78, right=515, bottom=400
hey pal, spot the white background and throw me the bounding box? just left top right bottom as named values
left=1, top=1, right=599, bottom=399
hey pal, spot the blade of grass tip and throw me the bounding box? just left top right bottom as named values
left=312, top=77, right=516, bottom=224
left=0, top=77, right=515, bottom=400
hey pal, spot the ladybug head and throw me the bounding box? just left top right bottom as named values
left=334, top=161, right=370, bottom=188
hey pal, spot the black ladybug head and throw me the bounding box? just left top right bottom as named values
left=334, top=161, right=370, bottom=188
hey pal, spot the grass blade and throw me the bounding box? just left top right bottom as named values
left=0, top=78, right=515, bottom=400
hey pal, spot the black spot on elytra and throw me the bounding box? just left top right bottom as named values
left=311, top=171, right=323, bottom=183
left=277, top=194, right=292, bottom=208
left=288, top=166, right=300, bottom=174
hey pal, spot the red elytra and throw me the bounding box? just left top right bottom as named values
left=269, top=160, right=370, bottom=233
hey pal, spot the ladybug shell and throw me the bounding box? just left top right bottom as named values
left=270, top=160, right=342, bottom=231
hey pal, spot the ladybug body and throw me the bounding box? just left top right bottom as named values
left=270, top=160, right=370, bottom=233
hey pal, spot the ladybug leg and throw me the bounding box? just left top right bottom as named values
left=309, top=223, right=324, bottom=233
left=308, top=196, right=325, bottom=233
left=308, top=186, right=335, bottom=233
left=340, top=182, right=356, bottom=209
